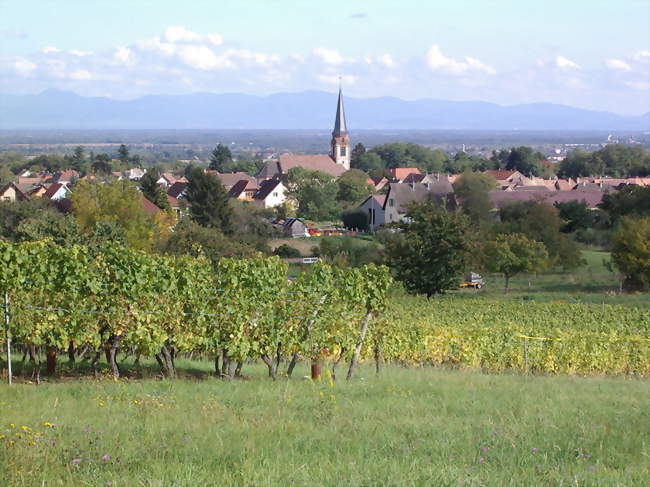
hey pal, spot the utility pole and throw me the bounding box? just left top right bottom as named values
left=4, top=292, right=11, bottom=385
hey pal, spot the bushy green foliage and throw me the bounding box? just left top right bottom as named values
left=386, top=202, right=471, bottom=295
left=558, top=145, right=650, bottom=178
left=599, top=185, right=650, bottom=222
left=482, top=233, right=549, bottom=291
left=341, top=208, right=369, bottom=231
left=337, top=169, right=373, bottom=208
left=139, top=168, right=171, bottom=211
left=273, top=243, right=301, bottom=258
left=452, top=172, right=498, bottom=224
left=318, top=236, right=383, bottom=267
left=208, top=143, right=233, bottom=171
left=611, top=216, right=650, bottom=291
left=286, top=167, right=341, bottom=221
left=185, top=167, right=233, bottom=234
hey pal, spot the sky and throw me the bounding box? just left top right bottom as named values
left=1, top=0, right=649, bottom=115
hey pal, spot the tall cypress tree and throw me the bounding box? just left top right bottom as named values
left=140, top=169, right=171, bottom=211
left=185, top=167, right=233, bottom=234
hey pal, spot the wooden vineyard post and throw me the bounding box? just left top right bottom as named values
left=4, top=291, right=12, bottom=385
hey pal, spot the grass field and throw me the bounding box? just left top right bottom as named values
left=1, top=363, right=649, bottom=486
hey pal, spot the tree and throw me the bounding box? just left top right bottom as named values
left=483, top=234, right=549, bottom=292
left=337, top=169, right=373, bottom=207
left=452, top=172, right=498, bottom=224
left=91, top=154, right=112, bottom=174
left=209, top=144, right=233, bottom=171
left=70, top=146, right=85, bottom=172
left=286, top=167, right=341, bottom=221
left=341, top=208, right=369, bottom=231
left=351, top=143, right=366, bottom=167
left=386, top=202, right=471, bottom=296
left=505, top=146, right=544, bottom=177
left=185, top=167, right=233, bottom=234
left=555, top=200, right=594, bottom=233
left=353, top=152, right=384, bottom=174
left=498, top=201, right=583, bottom=270
left=139, top=168, right=171, bottom=211
left=599, top=185, right=650, bottom=223
left=557, top=150, right=592, bottom=179
left=118, top=144, right=130, bottom=164
left=71, top=180, right=157, bottom=251
left=610, top=217, right=650, bottom=291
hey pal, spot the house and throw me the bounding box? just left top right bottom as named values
left=0, top=182, right=28, bottom=202
left=484, top=169, right=531, bottom=188
left=387, top=167, right=422, bottom=182
left=489, top=190, right=605, bottom=211
left=125, top=168, right=146, bottom=180
left=167, top=195, right=184, bottom=217
left=257, top=88, right=351, bottom=179
left=141, top=195, right=162, bottom=217
left=49, top=169, right=79, bottom=184
left=42, top=183, right=69, bottom=201
left=167, top=181, right=188, bottom=199
left=367, top=176, right=388, bottom=191
left=383, top=181, right=456, bottom=224
left=227, top=179, right=259, bottom=201
left=213, top=171, right=257, bottom=191
left=253, top=178, right=287, bottom=208
left=156, top=173, right=177, bottom=188
left=283, top=218, right=309, bottom=238
left=358, top=194, right=387, bottom=230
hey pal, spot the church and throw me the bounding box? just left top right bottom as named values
left=257, top=88, right=351, bottom=179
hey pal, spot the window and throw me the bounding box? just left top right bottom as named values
left=340, top=146, right=346, bottom=157
left=272, top=192, right=278, bottom=197
left=389, top=198, right=394, bottom=207
left=2, top=196, right=10, bottom=201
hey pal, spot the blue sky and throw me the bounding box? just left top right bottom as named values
left=1, top=0, right=649, bottom=114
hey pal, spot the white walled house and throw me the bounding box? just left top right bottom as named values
left=253, top=178, right=287, bottom=208
left=358, top=194, right=386, bottom=230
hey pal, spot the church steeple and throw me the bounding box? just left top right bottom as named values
left=331, top=87, right=350, bottom=170
left=333, top=87, right=348, bottom=136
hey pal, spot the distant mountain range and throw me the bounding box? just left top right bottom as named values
left=1, top=89, right=649, bottom=131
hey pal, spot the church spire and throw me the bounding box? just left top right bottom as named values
left=330, top=86, right=350, bottom=170
left=332, top=87, right=348, bottom=136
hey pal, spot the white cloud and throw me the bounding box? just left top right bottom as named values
left=426, top=45, right=495, bottom=75
left=177, top=45, right=232, bottom=70
left=115, top=47, right=132, bottom=63
left=318, top=74, right=356, bottom=85
left=555, top=55, right=580, bottom=69
left=13, top=58, right=36, bottom=77
left=377, top=53, right=395, bottom=68
left=69, top=69, right=93, bottom=80
left=42, top=46, right=60, bottom=54
left=633, top=50, right=650, bottom=62
left=605, top=58, right=632, bottom=72
left=313, top=47, right=353, bottom=65
left=70, top=50, right=92, bottom=57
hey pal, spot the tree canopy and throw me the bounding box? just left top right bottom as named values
left=185, top=167, right=233, bottom=234
left=386, top=202, right=471, bottom=296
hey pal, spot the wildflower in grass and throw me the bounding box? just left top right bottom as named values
left=588, top=466, right=597, bottom=471
left=482, top=447, right=489, bottom=453
left=72, top=458, right=81, bottom=464
left=102, top=455, right=110, bottom=461
left=531, top=448, right=538, bottom=454
left=478, top=457, right=485, bottom=463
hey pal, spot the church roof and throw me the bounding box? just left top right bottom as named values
left=279, top=153, right=347, bottom=177
left=332, top=88, right=348, bottom=137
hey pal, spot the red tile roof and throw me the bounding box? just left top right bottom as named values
left=387, top=168, right=422, bottom=181
left=141, top=195, right=162, bottom=216
left=484, top=170, right=517, bottom=180
left=277, top=154, right=347, bottom=177
left=42, top=182, right=65, bottom=199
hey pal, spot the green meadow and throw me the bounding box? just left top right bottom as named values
left=1, top=363, right=649, bottom=486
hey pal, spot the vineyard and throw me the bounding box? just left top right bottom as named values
left=1, top=240, right=649, bottom=381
